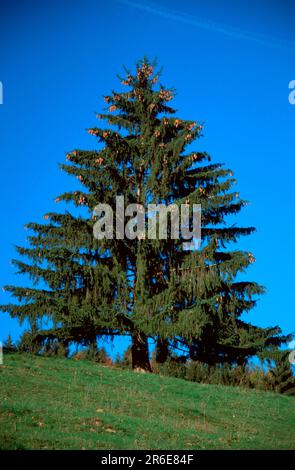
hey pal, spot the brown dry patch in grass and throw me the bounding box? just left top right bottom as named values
left=195, top=420, right=217, bottom=433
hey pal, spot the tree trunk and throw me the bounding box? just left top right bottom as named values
left=155, top=338, right=169, bottom=364
left=131, top=332, right=151, bottom=372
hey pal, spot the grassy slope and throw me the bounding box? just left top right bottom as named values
left=0, top=353, right=294, bottom=450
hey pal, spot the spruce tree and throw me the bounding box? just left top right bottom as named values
left=1, top=58, right=288, bottom=371
left=261, top=349, right=295, bottom=395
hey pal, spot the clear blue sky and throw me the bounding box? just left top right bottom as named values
left=0, top=0, right=294, bottom=356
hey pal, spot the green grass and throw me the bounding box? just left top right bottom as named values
left=0, top=353, right=294, bottom=450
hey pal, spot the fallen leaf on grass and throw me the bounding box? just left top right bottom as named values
left=105, top=427, right=116, bottom=433
left=93, top=419, right=102, bottom=426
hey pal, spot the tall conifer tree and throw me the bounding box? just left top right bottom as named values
left=1, top=58, right=287, bottom=370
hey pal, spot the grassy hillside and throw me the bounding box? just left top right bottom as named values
left=0, top=353, right=294, bottom=450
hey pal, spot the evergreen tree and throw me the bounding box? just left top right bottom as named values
left=1, top=58, right=290, bottom=372
left=261, top=349, right=295, bottom=395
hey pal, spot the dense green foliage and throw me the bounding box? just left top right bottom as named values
left=1, top=58, right=292, bottom=373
